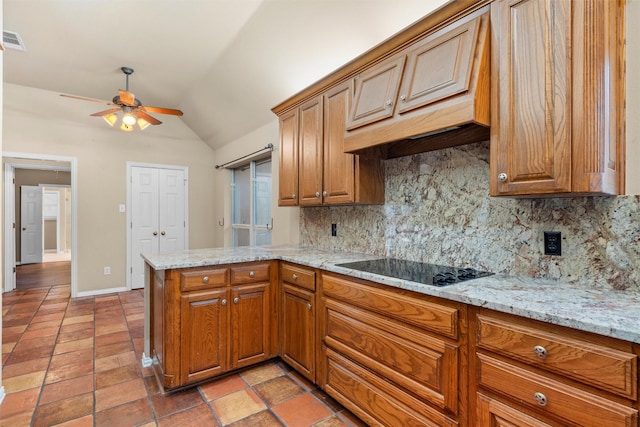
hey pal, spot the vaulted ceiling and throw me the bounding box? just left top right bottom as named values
left=3, top=0, right=448, bottom=150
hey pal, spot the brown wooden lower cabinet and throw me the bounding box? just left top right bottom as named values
left=150, top=261, right=278, bottom=390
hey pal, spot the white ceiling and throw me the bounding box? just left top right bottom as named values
left=3, top=0, right=448, bottom=150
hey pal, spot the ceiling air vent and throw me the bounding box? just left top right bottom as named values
left=3, top=30, right=26, bottom=51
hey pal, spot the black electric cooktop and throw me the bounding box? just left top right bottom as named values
left=335, top=258, right=493, bottom=287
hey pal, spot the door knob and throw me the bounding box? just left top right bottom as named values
left=161, top=231, right=166, bottom=236
left=153, top=231, right=158, bottom=236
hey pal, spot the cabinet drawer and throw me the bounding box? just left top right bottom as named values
left=324, top=298, right=459, bottom=413
left=181, top=268, right=228, bottom=291
left=476, top=314, right=637, bottom=400
left=322, top=273, right=459, bottom=339
left=325, top=348, right=457, bottom=427
left=477, top=353, right=638, bottom=426
left=230, top=263, right=270, bottom=285
left=281, top=263, right=316, bottom=291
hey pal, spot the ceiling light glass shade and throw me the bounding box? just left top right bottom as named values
left=137, top=118, right=151, bottom=130
left=120, top=122, right=134, bottom=132
left=102, top=113, right=118, bottom=127
left=122, top=113, right=137, bottom=126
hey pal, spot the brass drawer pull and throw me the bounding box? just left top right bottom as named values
left=533, top=345, right=548, bottom=359
left=292, top=274, right=298, bottom=281
left=202, top=276, right=209, bottom=284
left=533, top=392, right=548, bottom=407
left=221, top=299, right=227, bottom=306
left=307, top=303, right=312, bottom=311
left=249, top=271, right=255, bottom=278
left=233, top=297, right=239, bottom=304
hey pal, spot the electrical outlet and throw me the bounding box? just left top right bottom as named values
left=331, top=223, right=337, bottom=237
left=103, top=266, right=111, bottom=275
left=544, top=232, right=562, bottom=256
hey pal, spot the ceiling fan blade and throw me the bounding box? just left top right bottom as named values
left=60, top=94, right=115, bottom=106
left=142, top=106, right=184, bottom=116
left=119, top=89, right=136, bottom=106
left=134, top=110, right=162, bottom=125
left=90, top=108, right=122, bottom=117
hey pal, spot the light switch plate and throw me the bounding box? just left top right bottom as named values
left=119, top=204, right=125, bottom=213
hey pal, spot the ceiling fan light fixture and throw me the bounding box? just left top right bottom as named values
left=120, top=122, right=134, bottom=132
left=102, top=113, right=118, bottom=127
left=137, top=118, right=151, bottom=130
left=122, top=112, right=137, bottom=126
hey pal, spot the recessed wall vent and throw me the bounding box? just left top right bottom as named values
left=3, top=30, right=27, bottom=52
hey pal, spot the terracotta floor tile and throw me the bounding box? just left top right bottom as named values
left=150, top=387, right=206, bottom=418
left=26, top=319, right=62, bottom=331
left=312, top=388, right=345, bottom=413
left=95, top=321, right=128, bottom=336
left=272, top=393, right=332, bottom=427
left=144, top=375, right=162, bottom=395
left=227, top=410, right=285, bottom=427
left=157, top=403, right=220, bottom=427
left=2, top=370, right=46, bottom=393
left=94, top=397, right=154, bottom=427
left=314, top=416, right=350, bottom=427
left=6, top=344, right=54, bottom=364
left=59, top=321, right=93, bottom=335
left=0, top=387, right=40, bottom=416
left=211, top=389, right=267, bottom=425
left=0, top=408, right=34, bottom=426
left=3, top=312, right=34, bottom=326
left=253, top=375, right=304, bottom=406
left=239, top=362, right=285, bottom=385
left=94, top=350, right=137, bottom=372
left=62, top=314, right=94, bottom=326
left=37, top=302, right=69, bottom=312
left=2, top=356, right=50, bottom=379
left=52, top=414, right=94, bottom=427
left=94, top=330, right=130, bottom=347
left=57, top=327, right=94, bottom=343
left=49, top=348, right=93, bottom=368
left=20, top=325, right=59, bottom=340
left=95, top=378, right=147, bottom=411
left=2, top=342, right=16, bottom=354
left=200, top=373, right=247, bottom=401
left=95, top=364, right=142, bottom=389
left=54, top=337, right=94, bottom=354
left=94, top=340, right=133, bottom=359
left=32, top=392, right=93, bottom=427
left=337, top=410, right=369, bottom=427
left=31, top=311, right=65, bottom=324
left=39, top=374, right=94, bottom=405
left=13, top=334, right=57, bottom=352
left=45, top=357, right=93, bottom=384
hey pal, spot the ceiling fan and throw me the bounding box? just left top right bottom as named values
left=60, top=66, right=184, bottom=131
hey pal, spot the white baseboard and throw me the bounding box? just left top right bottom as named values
left=141, top=353, right=153, bottom=368
left=0, top=386, right=5, bottom=405
left=76, top=286, right=128, bottom=297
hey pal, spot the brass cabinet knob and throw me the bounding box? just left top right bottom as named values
left=249, top=271, right=255, bottom=278
left=322, top=191, right=327, bottom=197
left=161, top=231, right=166, bottom=236
left=307, top=303, right=312, bottom=311
left=292, top=274, right=298, bottom=281
left=221, top=299, right=227, bottom=306
left=315, top=192, right=320, bottom=198
left=153, top=231, right=158, bottom=236
left=400, top=94, right=406, bottom=102
left=498, top=173, right=508, bottom=182
left=233, top=297, right=239, bottom=304
left=202, top=276, right=209, bottom=284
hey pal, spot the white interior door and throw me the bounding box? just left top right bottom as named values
left=130, top=166, right=186, bottom=289
left=20, top=185, right=44, bottom=264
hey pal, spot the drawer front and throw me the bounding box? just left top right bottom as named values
left=181, top=267, right=228, bottom=291
left=477, top=353, right=638, bottom=427
left=230, top=263, right=270, bottom=285
left=281, top=263, right=316, bottom=291
left=476, top=314, right=637, bottom=400
left=324, top=298, right=459, bottom=413
left=322, top=273, right=459, bottom=339
left=325, top=348, right=458, bottom=427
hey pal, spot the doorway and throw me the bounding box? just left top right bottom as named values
left=3, top=152, right=78, bottom=296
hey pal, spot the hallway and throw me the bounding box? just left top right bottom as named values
left=0, top=284, right=362, bottom=426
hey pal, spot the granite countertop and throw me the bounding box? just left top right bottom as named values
left=142, top=245, right=640, bottom=345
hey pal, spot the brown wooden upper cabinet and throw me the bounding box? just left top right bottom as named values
left=490, top=0, right=625, bottom=196
left=343, top=7, right=491, bottom=154
left=276, top=80, right=384, bottom=207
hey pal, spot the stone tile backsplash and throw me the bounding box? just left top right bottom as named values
left=300, top=141, right=640, bottom=291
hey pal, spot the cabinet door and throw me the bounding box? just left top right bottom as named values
left=278, top=108, right=299, bottom=206
left=323, top=81, right=355, bottom=204
left=231, top=282, right=271, bottom=369
left=397, top=14, right=482, bottom=114
left=477, top=393, right=553, bottom=427
left=281, top=284, right=315, bottom=381
left=298, top=96, right=324, bottom=206
left=490, top=0, right=572, bottom=196
left=180, top=288, right=229, bottom=384
left=347, top=55, right=406, bottom=130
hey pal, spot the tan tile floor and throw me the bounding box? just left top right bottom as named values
left=1, top=284, right=367, bottom=426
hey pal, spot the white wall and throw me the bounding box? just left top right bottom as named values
left=212, top=121, right=299, bottom=247
left=3, top=84, right=217, bottom=294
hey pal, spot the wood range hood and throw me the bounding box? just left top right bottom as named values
left=342, top=6, right=491, bottom=160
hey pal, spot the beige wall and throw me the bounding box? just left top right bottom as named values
left=212, top=121, right=299, bottom=247
left=3, top=83, right=217, bottom=294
